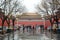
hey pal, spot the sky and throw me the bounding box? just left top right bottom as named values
left=19, top=0, right=42, bottom=13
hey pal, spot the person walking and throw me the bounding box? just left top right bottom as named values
left=23, top=25, right=25, bottom=33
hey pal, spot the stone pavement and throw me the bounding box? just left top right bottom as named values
left=0, top=31, right=57, bottom=40
left=0, top=29, right=59, bottom=40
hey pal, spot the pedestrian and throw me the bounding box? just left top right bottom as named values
left=29, top=26, right=31, bottom=32
left=23, top=26, right=25, bottom=33
left=26, top=26, right=28, bottom=32
left=32, top=26, right=35, bottom=35
left=45, top=26, right=47, bottom=31
left=23, top=25, right=25, bottom=33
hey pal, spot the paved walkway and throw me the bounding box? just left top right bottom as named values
left=0, top=29, right=60, bottom=40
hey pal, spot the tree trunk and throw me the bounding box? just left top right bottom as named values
left=12, top=19, right=15, bottom=40
left=49, top=18, right=53, bottom=29
left=55, top=15, right=59, bottom=28
left=12, top=20, right=15, bottom=30
left=2, top=19, right=5, bottom=34
left=6, top=19, right=10, bottom=29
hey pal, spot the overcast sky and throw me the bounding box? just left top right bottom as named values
left=18, top=0, right=42, bottom=13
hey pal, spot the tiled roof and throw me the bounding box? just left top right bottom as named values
left=16, top=12, right=42, bottom=20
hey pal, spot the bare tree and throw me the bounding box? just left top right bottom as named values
left=0, top=0, right=25, bottom=34
left=50, top=0, right=60, bottom=28
left=36, top=0, right=60, bottom=30
left=36, top=1, right=55, bottom=29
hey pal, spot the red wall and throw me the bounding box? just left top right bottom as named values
left=0, top=19, right=51, bottom=27
left=45, top=20, right=51, bottom=27
left=17, top=20, right=51, bottom=27
left=18, top=21, right=44, bottom=27
left=0, top=19, right=8, bottom=26
left=0, top=19, right=12, bottom=26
